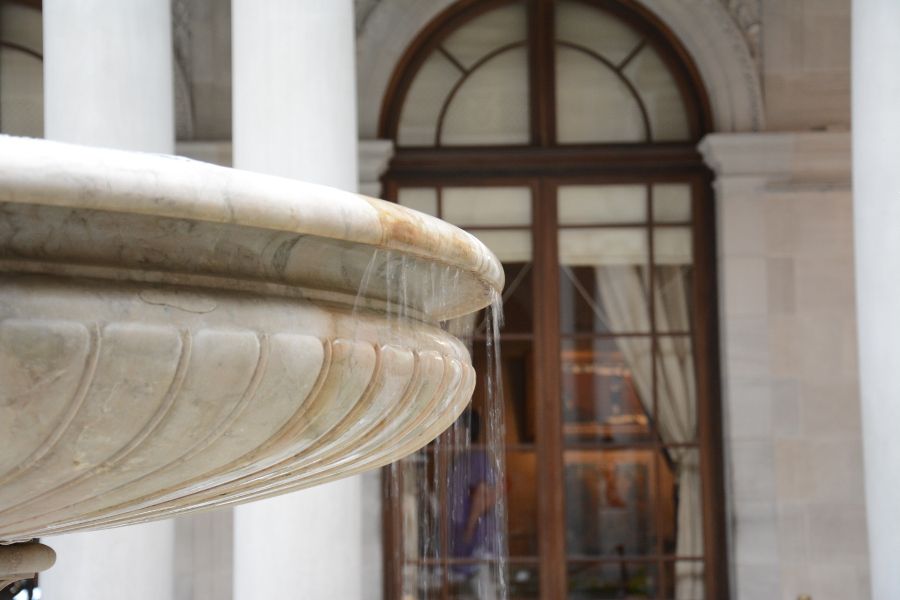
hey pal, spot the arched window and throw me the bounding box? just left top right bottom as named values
left=380, top=1, right=725, bottom=599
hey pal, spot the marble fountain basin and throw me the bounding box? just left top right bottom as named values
left=0, top=136, right=502, bottom=579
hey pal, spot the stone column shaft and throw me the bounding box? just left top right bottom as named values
left=853, top=0, right=900, bottom=598
left=231, top=1, right=367, bottom=598
left=43, top=0, right=174, bottom=153
left=232, top=0, right=357, bottom=190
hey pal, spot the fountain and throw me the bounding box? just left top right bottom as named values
left=0, top=135, right=503, bottom=589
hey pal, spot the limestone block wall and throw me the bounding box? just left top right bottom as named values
left=762, top=0, right=851, bottom=131
left=702, top=132, right=868, bottom=600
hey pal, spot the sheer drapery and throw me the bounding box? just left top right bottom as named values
left=595, top=265, right=701, bottom=600
left=560, top=249, right=702, bottom=598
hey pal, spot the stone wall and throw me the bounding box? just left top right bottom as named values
left=761, top=0, right=851, bottom=131
left=702, top=132, right=867, bottom=600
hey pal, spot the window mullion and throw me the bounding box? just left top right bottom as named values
left=528, top=0, right=556, bottom=147
left=533, top=179, right=566, bottom=599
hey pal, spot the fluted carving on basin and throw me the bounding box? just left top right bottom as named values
left=0, top=137, right=501, bottom=585
left=0, top=320, right=97, bottom=484
left=0, top=315, right=473, bottom=541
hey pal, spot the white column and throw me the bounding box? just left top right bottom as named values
left=232, top=0, right=357, bottom=189
left=43, top=0, right=174, bottom=153
left=40, top=2, right=176, bottom=600
left=853, top=1, right=900, bottom=598
left=231, top=2, right=366, bottom=599
left=38, top=527, right=174, bottom=600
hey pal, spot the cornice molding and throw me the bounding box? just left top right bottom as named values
left=699, top=131, right=852, bottom=187
left=722, top=0, right=761, bottom=66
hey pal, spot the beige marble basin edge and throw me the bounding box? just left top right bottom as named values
left=0, top=135, right=504, bottom=548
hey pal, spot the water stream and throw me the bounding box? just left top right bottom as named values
left=353, top=250, right=509, bottom=599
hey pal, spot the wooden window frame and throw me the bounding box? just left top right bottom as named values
left=379, top=1, right=726, bottom=599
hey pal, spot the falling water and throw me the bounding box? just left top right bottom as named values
left=478, top=289, right=509, bottom=599
left=351, top=249, right=509, bottom=599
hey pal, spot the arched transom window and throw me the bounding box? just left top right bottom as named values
left=385, top=0, right=706, bottom=148
left=380, top=1, right=725, bottom=599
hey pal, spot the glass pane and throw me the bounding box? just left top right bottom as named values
left=447, top=445, right=500, bottom=556
left=568, top=562, right=658, bottom=599
left=654, top=226, right=692, bottom=337
left=669, top=560, right=705, bottom=600
left=403, top=562, right=440, bottom=599
left=500, top=263, right=533, bottom=334
left=399, top=428, right=507, bottom=597
left=397, top=187, right=438, bottom=217
left=441, top=47, right=530, bottom=146
left=448, top=562, right=505, bottom=599
left=559, top=225, right=650, bottom=335
left=398, top=51, right=461, bottom=146
left=653, top=183, right=692, bottom=223
left=659, top=448, right=703, bottom=565
left=564, top=449, right=658, bottom=556
left=561, top=338, right=652, bottom=442
left=654, top=227, right=692, bottom=265
left=558, top=184, right=647, bottom=225
left=560, top=227, right=648, bottom=267
left=509, top=563, right=540, bottom=598
left=470, top=230, right=531, bottom=264
left=472, top=340, right=535, bottom=444
left=655, top=268, right=692, bottom=336
left=656, top=336, right=697, bottom=442
left=506, top=450, right=538, bottom=557
left=560, top=264, right=650, bottom=334
left=0, top=47, right=43, bottom=137
left=465, top=260, right=534, bottom=336
left=401, top=454, right=440, bottom=562
left=653, top=448, right=703, bottom=564
left=442, top=1, right=528, bottom=70
left=556, top=45, right=646, bottom=143
left=556, top=0, right=643, bottom=65
left=622, top=45, right=690, bottom=141
left=438, top=426, right=505, bottom=598
left=443, top=186, right=531, bottom=226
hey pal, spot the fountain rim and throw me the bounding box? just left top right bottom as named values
left=0, top=135, right=504, bottom=316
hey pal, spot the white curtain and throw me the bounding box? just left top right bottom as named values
left=562, top=262, right=703, bottom=599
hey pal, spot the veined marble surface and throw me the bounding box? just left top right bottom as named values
left=0, top=135, right=502, bottom=321
left=0, top=136, right=501, bottom=566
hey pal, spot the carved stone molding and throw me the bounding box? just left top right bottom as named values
left=0, top=288, right=474, bottom=541
left=722, top=0, right=761, bottom=65
left=699, top=131, right=851, bottom=188
left=634, top=0, right=764, bottom=131
left=355, top=0, right=383, bottom=34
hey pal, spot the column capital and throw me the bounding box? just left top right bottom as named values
left=699, top=131, right=851, bottom=188
left=358, top=139, right=394, bottom=198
